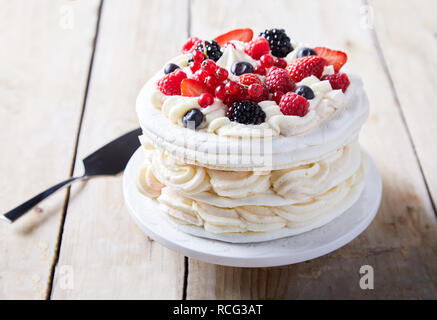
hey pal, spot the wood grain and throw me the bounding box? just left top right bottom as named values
left=186, top=0, right=437, bottom=299
left=368, top=0, right=437, bottom=210
left=50, top=0, right=189, bottom=299
left=0, top=0, right=100, bottom=299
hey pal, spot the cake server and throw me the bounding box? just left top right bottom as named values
left=1, top=127, right=142, bottom=223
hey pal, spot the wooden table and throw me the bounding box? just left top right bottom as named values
left=1, top=0, right=436, bottom=300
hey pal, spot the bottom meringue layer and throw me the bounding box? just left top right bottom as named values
left=153, top=154, right=366, bottom=234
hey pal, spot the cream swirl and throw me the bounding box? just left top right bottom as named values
left=137, top=164, right=164, bottom=199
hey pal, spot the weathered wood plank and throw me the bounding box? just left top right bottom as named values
left=0, top=0, right=100, bottom=299
left=50, top=0, right=188, bottom=299
left=368, top=0, right=437, bottom=212
left=186, top=0, right=437, bottom=299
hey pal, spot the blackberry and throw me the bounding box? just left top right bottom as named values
left=195, top=40, right=223, bottom=62
left=227, top=101, right=266, bottom=125
left=259, top=28, right=293, bottom=58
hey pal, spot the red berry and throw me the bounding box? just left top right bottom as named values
left=266, top=67, right=295, bottom=94
left=214, top=28, right=254, bottom=46
left=181, top=78, right=213, bottom=97
left=201, top=59, right=217, bottom=74
left=190, top=61, right=201, bottom=73
left=216, top=67, right=229, bottom=82
left=182, top=37, right=202, bottom=54
left=193, top=69, right=208, bottom=83
left=193, top=50, right=205, bottom=63
left=157, top=69, right=187, bottom=95
left=279, top=92, right=310, bottom=117
left=225, top=81, right=241, bottom=96
left=274, top=58, right=287, bottom=69
left=272, top=91, right=284, bottom=104
left=238, top=73, right=262, bottom=86
left=245, top=37, right=271, bottom=60
left=285, top=56, right=327, bottom=83
left=260, top=54, right=275, bottom=68
left=314, top=47, right=347, bottom=73
left=205, top=75, right=218, bottom=89
left=254, top=65, right=267, bottom=75
left=321, top=73, right=350, bottom=92
left=198, top=93, right=214, bottom=108
left=248, top=84, right=263, bottom=98
left=215, top=84, right=227, bottom=100
left=223, top=95, right=237, bottom=107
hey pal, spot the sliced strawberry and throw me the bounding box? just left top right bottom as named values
left=314, top=47, right=347, bottom=73
left=180, top=79, right=213, bottom=97
left=214, top=28, right=254, bottom=46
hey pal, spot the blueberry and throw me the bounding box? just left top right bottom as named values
left=164, top=63, right=180, bottom=74
left=231, top=61, right=254, bottom=76
left=298, top=47, right=317, bottom=58
left=295, top=86, right=315, bottom=100
left=183, top=109, right=204, bottom=129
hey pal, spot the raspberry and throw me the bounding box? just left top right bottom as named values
left=279, top=92, right=310, bottom=117
left=321, top=73, right=350, bottom=92
left=245, top=37, right=270, bottom=60
left=157, top=69, right=187, bottom=95
left=266, top=67, right=295, bottom=94
left=238, top=73, right=262, bottom=86
left=227, top=101, right=266, bottom=125
left=285, top=56, right=327, bottom=83
left=182, top=37, right=202, bottom=54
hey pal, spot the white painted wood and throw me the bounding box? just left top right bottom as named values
left=50, top=0, right=188, bottom=299
left=0, top=0, right=100, bottom=299
left=186, top=0, right=437, bottom=299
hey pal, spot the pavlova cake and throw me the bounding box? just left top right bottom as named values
left=135, top=28, right=369, bottom=242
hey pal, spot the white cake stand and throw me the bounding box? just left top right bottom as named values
left=123, top=148, right=382, bottom=267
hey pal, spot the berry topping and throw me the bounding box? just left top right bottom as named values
left=180, top=78, right=212, bottom=97
left=260, top=54, right=275, bottom=68
left=182, top=37, right=202, bottom=54
left=314, top=47, right=347, bottom=73
left=285, top=56, right=327, bottom=83
left=231, top=61, right=254, bottom=76
left=245, top=37, right=271, bottom=60
left=238, top=73, right=262, bottom=86
left=183, top=109, right=204, bottom=129
left=279, top=92, right=310, bottom=117
left=198, top=93, right=215, bottom=108
left=157, top=69, right=187, bottom=95
left=201, top=59, right=217, bottom=74
left=295, top=85, right=315, bottom=100
left=254, top=65, right=267, bottom=75
left=214, top=28, right=254, bottom=46
left=227, top=101, right=266, bottom=125
left=195, top=40, right=223, bottom=62
left=164, top=63, right=180, bottom=75
left=225, top=81, right=241, bottom=96
left=298, top=47, right=317, bottom=58
left=192, top=50, right=205, bottom=63
left=189, top=61, right=201, bottom=73
left=259, top=28, right=293, bottom=58
left=266, top=67, right=295, bottom=94
left=321, top=73, right=350, bottom=92
left=214, top=84, right=227, bottom=100
left=248, top=84, right=264, bottom=98
left=272, top=91, right=284, bottom=104
left=274, top=58, right=287, bottom=69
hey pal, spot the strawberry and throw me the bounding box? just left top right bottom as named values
left=321, top=73, right=350, bottom=92
left=285, top=56, right=326, bottom=83
left=182, top=37, right=202, bottom=54
left=279, top=92, right=310, bottom=117
left=238, top=73, right=262, bottom=86
left=245, top=37, right=270, bottom=60
left=266, top=67, right=295, bottom=93
left=180, top=78, right=213, bottom=97
left=157, top=69, right=187, bottom=95
left=214, top=28, right=254, bottom=46
left=314, top=47, right=347, bottom=73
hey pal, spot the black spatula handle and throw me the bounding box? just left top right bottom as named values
left=1, top=176, right=85, bottom=223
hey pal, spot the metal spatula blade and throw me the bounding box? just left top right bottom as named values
left=1, top=127, right=142, bottom=223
